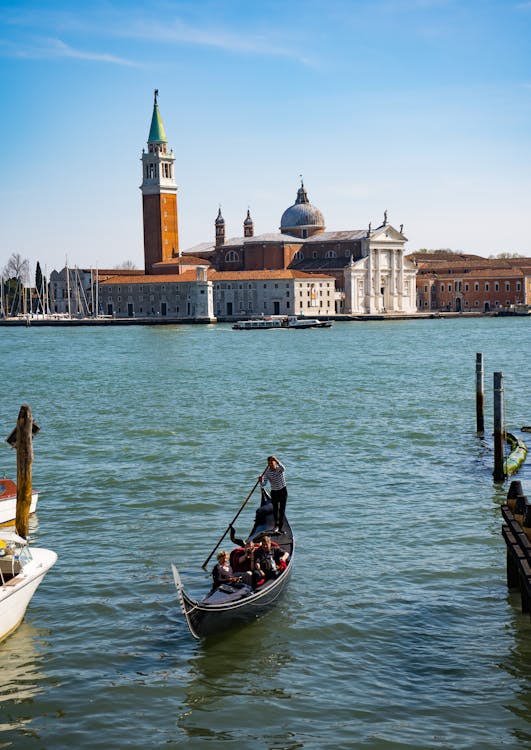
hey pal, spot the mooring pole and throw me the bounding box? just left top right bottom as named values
left=493, top=371, right=506, bottom=482
left=476, top=352, right=484, bottom=433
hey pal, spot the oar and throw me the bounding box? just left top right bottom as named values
left=201, top=475, right=262, bottom=570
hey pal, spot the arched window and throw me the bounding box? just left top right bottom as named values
left=225, top=250, right=240, bottom=262
left=325, top=250, right=337, bottom=259
left=294, top=250, right=304, bottom=261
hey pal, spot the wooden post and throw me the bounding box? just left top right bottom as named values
left=493, top=371, right=505, bottom=482
left=13, top=406, right=34, bottom=539
left=476, top=352, right=484, bottom=433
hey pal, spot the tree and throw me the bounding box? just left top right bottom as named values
left=115, top=260, right=137, bottom=270
left=3, top=252, right=30, bottom=284
left=488, top=252, right=524, bottom=259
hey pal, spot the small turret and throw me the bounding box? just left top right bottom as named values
left=243, top=208, right=254, bottom=238
left=215, top=207, right=225, bottom=248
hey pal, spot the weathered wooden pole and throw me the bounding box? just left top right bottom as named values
left=493, top=371, right=506, bottom=482
left=475, top=352, right=484, bottom=433
left=12, top=405, right=35, bottom=538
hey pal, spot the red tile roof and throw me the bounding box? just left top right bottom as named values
left=99, top=268, right=335, bottom=286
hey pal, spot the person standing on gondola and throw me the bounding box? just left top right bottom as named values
left=259, top=455, right=287, bottom=532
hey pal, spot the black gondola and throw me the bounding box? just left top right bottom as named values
left=171, top=491, right=294, bottom=639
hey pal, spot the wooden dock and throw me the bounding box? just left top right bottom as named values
left=502, top=480, right=531, bottom=615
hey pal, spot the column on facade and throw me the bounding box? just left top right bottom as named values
left=367, top=247, right=374, bottom=313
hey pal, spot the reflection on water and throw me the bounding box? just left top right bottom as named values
left=179, top=614, right=296, bottom=745
left=0, top=622, right=49, bottom=737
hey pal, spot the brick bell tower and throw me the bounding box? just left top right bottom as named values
left=141, top=90, right=179, bottom=274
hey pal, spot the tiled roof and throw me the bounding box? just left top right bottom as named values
left=209, top=269, right=335, bottom=281
left=152, top=256, right=212, bottom=267
left=182, top=242, right=216, bottom=255
left=303, top=230, right=366, bottom=242
left=100, top=268, right=335, bottom=286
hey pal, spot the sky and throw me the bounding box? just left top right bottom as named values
left=2, top=0, right=531, bottom=275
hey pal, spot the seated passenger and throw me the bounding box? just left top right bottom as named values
left=235, top=540, right=258, bottom=571
left=254, top=535, right=289, bottom=581
left=212, top=550, right=252, bottom=588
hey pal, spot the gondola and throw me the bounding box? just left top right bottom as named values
left=171, top=490, right=294, bottom=639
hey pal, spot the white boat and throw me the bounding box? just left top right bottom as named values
left=0, top=530, right=57, bottom=643
left=0, top=479, right=38, bottom=526
left=232, top=318, right=283, bottom=330
left=284, top=316, right=332, bottom=329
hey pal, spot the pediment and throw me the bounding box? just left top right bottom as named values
left=370, top=224, right=406, bottom=242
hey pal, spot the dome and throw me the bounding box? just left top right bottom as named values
left=280, top=182, right=325, bottom=237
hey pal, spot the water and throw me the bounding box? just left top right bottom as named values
left=1, top=317, right=531, bottom=749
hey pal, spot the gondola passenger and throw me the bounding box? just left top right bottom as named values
left=212, top=550, right=252, bottom=588
left=254, top=536, right=289, bottom=581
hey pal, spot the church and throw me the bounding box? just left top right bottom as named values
left=99, top=93, right=417, bottom=320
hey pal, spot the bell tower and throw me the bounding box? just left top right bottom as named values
left=141, top=90, right=179, bottom=274
left=215, top=207, right=225, bottom=248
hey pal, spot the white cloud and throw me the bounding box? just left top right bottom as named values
left=0, top=36, right=139, bottom=66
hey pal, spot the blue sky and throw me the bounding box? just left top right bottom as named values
left=2, top=0, right=531, bottom=273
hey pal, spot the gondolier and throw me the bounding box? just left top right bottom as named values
left=259, top=455, right=287, bottom=532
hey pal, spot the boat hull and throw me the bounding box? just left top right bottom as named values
left=0, top=548, right=57, bottom=643
left=173, top=561, right=292, bottom=639
left=0, top=480, right=39, bottom=526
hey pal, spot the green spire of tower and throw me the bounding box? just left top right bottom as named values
left=148, top=89, right=167, bottom=144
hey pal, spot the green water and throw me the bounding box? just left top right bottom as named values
left=1, top=317, right=531, bottom=749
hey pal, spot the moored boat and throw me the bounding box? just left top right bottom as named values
left=0, top=479, right=38, bottom=526
left=0, top=530, right=57, bottom=643
left=172, top=491, right=294, bottom=639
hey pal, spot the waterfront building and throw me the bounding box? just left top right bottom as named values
left=98, top=92, right=417, bottom=320
left=410, top=252, right=531, bottom=312
left=182, top=190, right=417, bottom=316
left=49, top=267, right=143, bottom=315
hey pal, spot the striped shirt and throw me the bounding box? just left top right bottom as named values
left=261, top=461, right=286, bottom=491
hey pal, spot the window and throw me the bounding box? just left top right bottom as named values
left=294, top=250, right=304, bottom=261
left=312, top=251, right=318, bottom=259
left=448, top=285, right=452, bottom=292
left=465, top=283, right=469, bottom=292
left=225, top=250, right=239, bottom=262
left=474, top=283, right=479, bottom=292
left=485, top=283, right=489, bottom=291
left=440, top=284, right=444, bottom=293
left=495, top=282, right=499, bottom=292
left=325, top=250, right=337, bottom=259
left=505, top=282, right=510, bottom=291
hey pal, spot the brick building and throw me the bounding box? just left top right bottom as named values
left=410, top=252, right=531, bottom=312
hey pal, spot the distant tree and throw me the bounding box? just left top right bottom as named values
left=488, top=252, right=524, bottom=259
left=415, top=248, right=458, bottom=255
left=35, top=261, right=42, bottom=292
left=3, top=252, right=29, bottom=283
left=116, top=260, right=137, bottom=270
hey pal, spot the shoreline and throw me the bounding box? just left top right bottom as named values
left=0, top=311, right=515, bottom=327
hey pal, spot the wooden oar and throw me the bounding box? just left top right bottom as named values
left=201, top=475, right=262, bottom=570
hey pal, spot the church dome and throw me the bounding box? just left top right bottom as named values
left=280, top=182, right=325, bottom=237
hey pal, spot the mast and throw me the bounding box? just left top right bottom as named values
left=66, top=260, right=71, bottom=317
